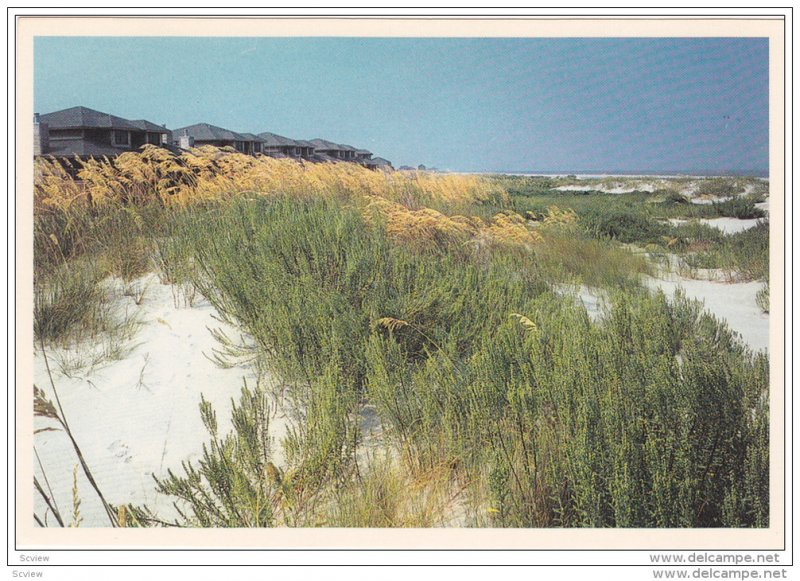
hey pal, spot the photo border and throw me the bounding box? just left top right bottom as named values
left=9, top=7, right=792, bottom=567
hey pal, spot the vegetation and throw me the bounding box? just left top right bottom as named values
left=684, top=220, right=770, bottom=282
left=33, top=149, right=770, bottom=529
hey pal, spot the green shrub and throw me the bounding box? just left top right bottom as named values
left=756, top=284, right=769, bottom=314
left=581, top=209, right=669, bottom=245
left=661, top=191, right=690, bottom=205
left=380, top=290, right=770, bottom=527
left=686, top=221, right=769, bottom=281
left=34, top=259, right=106, bottom=343
left=534, top=232, right=651, bottom=288
left=694, top=178, right=740, bottom=198
left=712, top=197, right=767, bottom=220
left=153, top=194, right=769, bottom=528
left=154, top=383, right=279, bottom=527
left=93, top=206, right=154, bottom=282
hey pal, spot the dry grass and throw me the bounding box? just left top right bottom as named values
left=36, top=146, right=505, bottom=211
left=328, top=451, right=464, bottom=527
left=37, top=147, right=520, bottom=257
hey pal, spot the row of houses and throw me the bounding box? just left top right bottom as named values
left=34, top=106, right=394, bottom=170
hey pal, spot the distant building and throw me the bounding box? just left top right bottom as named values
left=294, top=140, right=316, bottom=159
left=308, top=139, right=348, bottom=160
left=240, top=133, right=265, bottom=155
left=171, top=123, right=260, bottom=155
left=258, top=132, right=314, bottom=159
left=35, top=106, right=169, bottom=159
left=354, top=149, right=373, bottom=164
left=34, top=106, right=393, bottom=170
left=367, top=157, right=393, bottom=171
left=337, top=144, right=359, bottom=162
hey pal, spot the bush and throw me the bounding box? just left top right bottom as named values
left=366, top=289, right=769, bottom=527
left=154, top=383, right=280, bottom=527
left=756, top=284, right=769, bottom=314
left=159, top=196, right=769, bottom=527
left=581, top=209, right=669, bottom=245
left=712, top=197, right=767, bottom=220
left=34, top=259, right=106, bottom=344
left=661, top=191, right=690, bottom=205
left=686, top=220, right=769, bottom=281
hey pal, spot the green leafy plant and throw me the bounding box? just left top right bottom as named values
left=154, top=382, right=280, bottom=527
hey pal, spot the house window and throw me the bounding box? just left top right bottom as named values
left=113, top=130, right=129, bottom=146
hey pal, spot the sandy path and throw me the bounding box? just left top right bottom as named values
left=33, top=275, right=287, bottom=527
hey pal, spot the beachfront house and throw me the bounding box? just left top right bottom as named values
left=354, top=149, right=373, bottom=163
left=294, top=140, right=316, bottom=159
left=171, top=123, right=260, bottom=155
left=35, top=106, right=170, bottom=159
left=240, top=133, right=265, bottom=155
left=368, top=157, right=393, bottom=170
left=35, top=106, right=395, bottom=170
left=337, top=144, right=358, bottom=162
left=308, top=139, right=348, bottom=160
left=258, top=131, right=309, bottom=158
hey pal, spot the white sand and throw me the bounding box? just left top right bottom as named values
left=690, top=196, right=733, bottom=205
left=554, top=183, right=656, bottom=194
left=700, top=218, right=762, bottom=234
left=644, top=276, right=769, bottom=353
left=669, top=217, right=762, bottom=234
left=553, top=284, right=605, bottom=322
left=33, top=275, right=287, bottom=527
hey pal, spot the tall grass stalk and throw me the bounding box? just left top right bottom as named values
left=35, top=340, right=118, bottom=527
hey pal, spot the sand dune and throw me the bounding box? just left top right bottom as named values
left=33, top=275, right=285, bottom=527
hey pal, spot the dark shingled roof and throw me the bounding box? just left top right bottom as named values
left=172, top=123, right=252, bottom=143
left=370, top=157, right=393, bottom=167
left=294, top=139, right=316, bottom=148
left=128, top=119, right=169, bottom=133
left=309, top=139, right=345, bottom=151
left=240, top=133, right=265, bottom=143
left=258, top=132, right=299, bottom=147
left=40, top=106, right=166, bottom=133
left=337, top=143, right=359, bottom=152
left=355, top=149, right=372, bottom=156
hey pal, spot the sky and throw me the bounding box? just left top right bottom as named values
left=34, top=37, right=769, bottom=174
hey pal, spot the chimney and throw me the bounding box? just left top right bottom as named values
left=33, top=113, right=49, bottom=156
left=178, top=128, right=194, bottom=149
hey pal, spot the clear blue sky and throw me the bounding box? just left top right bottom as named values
left=34, top=37, right=769, bottom=174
